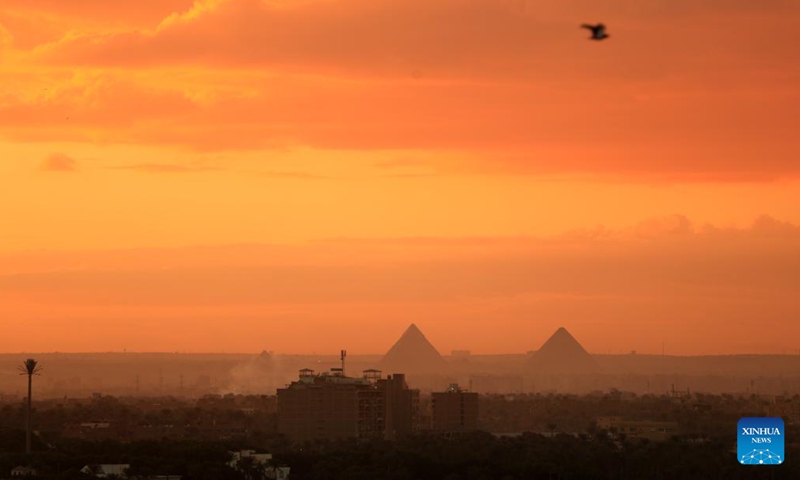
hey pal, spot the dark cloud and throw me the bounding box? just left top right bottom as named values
left=35, top=0, right=799, bottom=83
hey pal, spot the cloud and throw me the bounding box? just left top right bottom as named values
left=0, top=22, right=12, bottom=47
left=1, top=0, right=197, bottom=26
left=372, top=157, right=441, bottom=178
left=374, top=158, right=427, bottom=169
left=0, top=73, right=198, bottom=131
left=3, top=72, right=797, bottom=182
left=2, top=214, right=798, bottom=303
left=746, top=215, right=800, bottom=236
left=34, top=158, right=328, bottom=179
left=109, top=163, right=220, bottom=173
left=629, top=214, right=694, bottom=238
left=258, top=170, right=331, bottom=179
left=2, top=215, right=798, bottom=353
left=32, top=0, right=799, bottom=83
left=379, top=173, right=442, bottom=179
left=40, top=152, right=77, bottom=172
left=3, top=1, right=798, bottom=181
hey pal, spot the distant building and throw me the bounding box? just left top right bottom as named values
left=670, top=384, right=690, bottom=398
left=62, top=421, right=117, bottom=441
left=451, top=351, right=471, bottom=363
left=81, top=464, right=130, bottom=478
left=228, top=450, right=289, bottom=480
left=10, top=466, right=38, bottom=477
left=432, top=383, right=479, bottom=433
left=277, top=367, right=419, bottom=442
left=469, top=375, right=524, bottom=394
left=596, top=417, right=678, bottom=442
left=80, top=422, right=111, bottom=429
left=228, top=450, right=273, bottom=468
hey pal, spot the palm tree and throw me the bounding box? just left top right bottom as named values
left=18, top=359, right=43, bottom=454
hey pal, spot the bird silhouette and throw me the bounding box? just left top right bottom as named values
left=581, top=23, right=609, bottom=41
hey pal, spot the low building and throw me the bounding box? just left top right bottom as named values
left=81, top=422, right=111, bottom=429
left=10, top=466, right=38, bottom=477
left=469, top=375, right=524, bottom=394
left=432, top=383, right=479, bottom=433
left=596, top=417, right=678, bottom=442
left=228, top=450, right=272, bottom=468
left=81, top=464, right=130, bottom=478
left=228, top=450, right=289, bottom=480
left=62, top=421, right=118, bottom=440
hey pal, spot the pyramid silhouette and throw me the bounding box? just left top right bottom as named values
left=379, top=324, right=449, bottom=374
left=528, top=327, right=599, bottom=374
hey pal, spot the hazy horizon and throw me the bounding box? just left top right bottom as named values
left=3, top=350, right=800, bottom=357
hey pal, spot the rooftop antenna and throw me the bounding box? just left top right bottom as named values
left=341, top=350, right=347, bottom=377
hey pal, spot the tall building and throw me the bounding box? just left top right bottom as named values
left=432, top=383, right=479, bottom=433
left=277, top=367, right=419, bottom=442
left=380, top=373, right=419, bottom=440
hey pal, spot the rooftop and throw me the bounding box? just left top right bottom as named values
left=291, top=367, right=385, bottom=386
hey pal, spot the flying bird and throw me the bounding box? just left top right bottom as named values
left=581, top=23, right=609, bottom=41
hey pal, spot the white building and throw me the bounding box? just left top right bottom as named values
left=228, top=450, right=272, bottom=467
left=80, top=464, right=130, bottom=478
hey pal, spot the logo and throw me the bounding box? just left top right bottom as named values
left=738, top=417, right=784, bottom=465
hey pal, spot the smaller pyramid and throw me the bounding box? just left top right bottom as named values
left=255, top=350, right=273, bottom=366
left=379, top=324, right=449, bottom=374
left=528, top=327, right=599, bottom=374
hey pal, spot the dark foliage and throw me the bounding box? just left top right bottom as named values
left=280, top=432, right=798, bottom=480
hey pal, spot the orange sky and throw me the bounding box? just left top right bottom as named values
left=1, top=0, right=799, bottom=355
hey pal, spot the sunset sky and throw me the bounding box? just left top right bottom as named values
left=1, top=0, right=799, bottom=355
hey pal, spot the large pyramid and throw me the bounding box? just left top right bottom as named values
left=379, top=324, right=449, bottom=374
left=527, top=327, right=600, bottom=374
